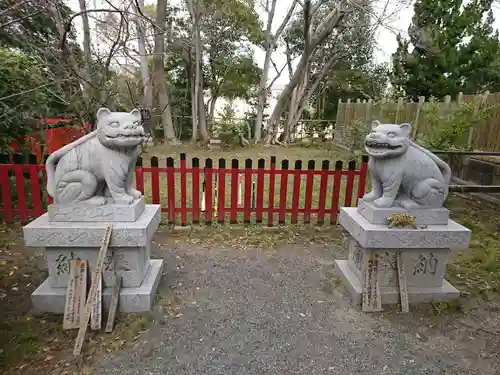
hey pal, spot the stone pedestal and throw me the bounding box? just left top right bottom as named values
left=335, top=201, right=471, bottom=306
left=23, top=201, right=163, bottom=313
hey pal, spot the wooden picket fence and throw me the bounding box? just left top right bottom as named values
left=335, top=92, right=500, bottom=151
left=0, top=153, right=369, bottom=226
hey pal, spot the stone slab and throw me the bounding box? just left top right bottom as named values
left=23, top=205, right=161, bottom=247
left=357, top=200, right=450, bottom=225
left=334, top=259, right=460, bottom=305
left=340, top=207, right=470, bottom=249
left=346, top=237, right=450, bottom=288
left=45, top=245, right=151, bottom=288
left=31, top=259, right=163, bottom=314
left=47, top=197, right=146, bottom=222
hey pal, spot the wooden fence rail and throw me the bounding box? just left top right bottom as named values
left=0, top=153, right=369, bottom=226
left=335, top=92, right=500, bottom=151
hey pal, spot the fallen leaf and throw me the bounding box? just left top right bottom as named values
left=44, top=355, right=55, bottom=362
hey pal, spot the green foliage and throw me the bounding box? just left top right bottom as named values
left=392, top=0, right=500, bottom=99
left=417, top=97, right=496, bottom=150
left=214, top=101, right=247, bottom=146
left=342, top=119, right=371, bottom=158
left=203, top=0, right=263, bottom=102
left=0, top=48, right=47, bottom=152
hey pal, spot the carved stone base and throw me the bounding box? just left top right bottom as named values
left=336, top=205, right=471, bottom=308
left=23, top=205, right=161, bottom=247
left=47, top=197, right=146, bottom=222
left=346, top=237, right=449, bottom=288
left=357, top=200, right=450, bottom=225
left=31, top=259, right=163, bottom=313
left=340, top=207, right=470, bottom=249
left=334, top=259, right=460, bottom=305
left=45, top=244, right=151, bottom=288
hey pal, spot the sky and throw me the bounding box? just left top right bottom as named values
left=66, top=0, right=500, bottom=116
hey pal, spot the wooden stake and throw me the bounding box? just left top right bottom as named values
left=362, top=251, right=382, bottom=312
left=105, top=274, right=122, bottom=333
left=90, top=272, right=102, bottom=331
left=396, top=251, right=409, bottom=313
left=73, top=225, right=112, bottom=356
left=63, top=260, right=87, bottom=330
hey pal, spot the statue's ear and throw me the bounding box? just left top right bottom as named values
left=96, top=107, right=111, bottom=121
left=371, top=120, right=381, bottom=130
left=399, top=123, right=412, bottom=137
left=130, top=108, right=141, bottom=120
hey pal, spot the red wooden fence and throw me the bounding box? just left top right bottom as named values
left=0, top=153, right=369, bottom=226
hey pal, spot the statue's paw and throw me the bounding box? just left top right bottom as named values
left=399, top=200, right=419, bottom=209
left=114, top=194, right=135, bottom=205
left=85, top=196, right=107, bottom=205
left=362, top=192, right=378, bottom=202
left=128, top=188, right=143, bottom=199
left=373, top=197, right=394, bottom=208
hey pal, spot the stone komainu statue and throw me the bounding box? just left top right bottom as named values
left=46, top=108, right=146, bottom=205
left=362, top=120, right=451, bottom=209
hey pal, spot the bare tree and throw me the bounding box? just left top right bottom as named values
left=264, top=0, right=348, bottom=144
left=254, top=0, right=298, bottom=143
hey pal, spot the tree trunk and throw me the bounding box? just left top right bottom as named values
left=254, top=44, right=273, bottom=143
left=134, top=0, right=154, bottom=136
left=78, top=0, right=93, bottom=102
left=189, top=56, right=198, bottom=142
left=152, top=0, right=177, bottom=143
left=265, top=53, right=309, bottom=144
left=198, top=79, right=209, bottom=142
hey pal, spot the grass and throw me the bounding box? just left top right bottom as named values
left=445, top=194, right=500, bottom=296
left=138, top=142, right=363, bottom=225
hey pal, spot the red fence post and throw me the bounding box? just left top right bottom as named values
left=267, top=156, right=276, bottom=227
left=330, top=160, right=343, bottom=225
left=291, top=160, right=302, bottom=224
left=317, top=160, right=329, bottom=225
left=255, top=159, right=265, bottom=224
left=180, top=153, right=187, bottom=226
left=0, top=155, right=13, bottom=223
left=230, top=159, right=239, bottom=224
left=243, top=159, right=252, bottom=224
left=192, top=157, right=201, bottom=224
left=356, top=154, right=369, bottom=201
left=217, top=158, right=226, bottom=225
left=303, top=160, right=315, bottom=224
left=135, top=157, right=144, bottom=194
left=344, top=160, right=356, bottom=207
left=13, top=153, right=28, bottom=222
left=150, top=156, right=160, bottom=204
left=28, top=153, right=43, bottom=218
left=279, top=160, right=289, bottom=224
left=204, top=158, right=213, bottom=226
left=167, top=157, right=176, bottom=224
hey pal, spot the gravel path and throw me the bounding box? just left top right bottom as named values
left=93, top=244, right=498, bottom=375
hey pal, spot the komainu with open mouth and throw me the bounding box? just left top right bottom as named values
left=46, top=107, right=146, bottom=205
left=362, top=120, right=451, bottom=209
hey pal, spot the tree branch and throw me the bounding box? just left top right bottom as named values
left=272, top=0, right=299, bottom=44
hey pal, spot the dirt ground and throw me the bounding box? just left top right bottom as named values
left=0, top=193, right=499, bottom=374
